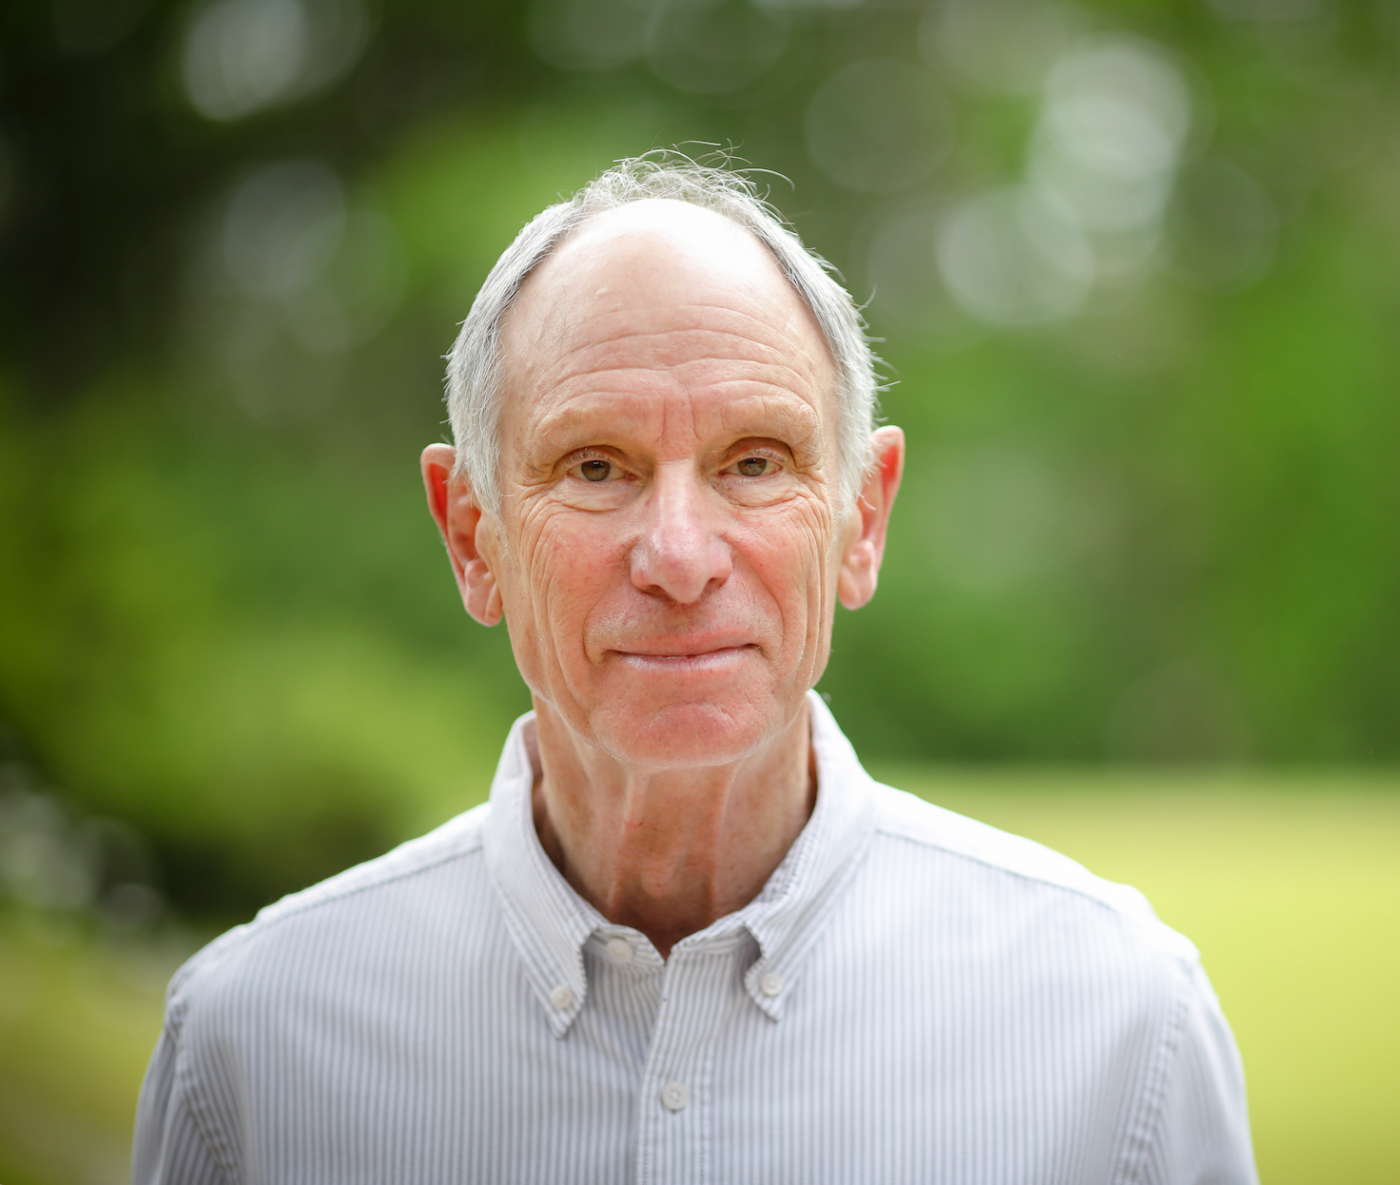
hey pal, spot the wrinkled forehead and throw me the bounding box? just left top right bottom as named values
left=498, top=199, right=838, bottom=410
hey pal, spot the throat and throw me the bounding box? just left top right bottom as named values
left=527, top=706, right=816, bottom=958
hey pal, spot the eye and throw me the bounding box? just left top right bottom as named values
left=576, top=458, right=614, bottom=483
left=734, top=455, right=774, bottom=478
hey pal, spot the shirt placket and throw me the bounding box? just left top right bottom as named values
left=634, top=937, right=748, bottom=1185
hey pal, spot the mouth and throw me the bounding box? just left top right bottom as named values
left=609, top=642, right=760, bottom=669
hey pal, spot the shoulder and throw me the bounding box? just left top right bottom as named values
left=165, top=802, right=494, bottom=1016
left=864, top=780, right=1200, bottom=968
left=850, top=784, right=1254, bottom=1178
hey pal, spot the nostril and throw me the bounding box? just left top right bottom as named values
left=631, top=529, right=731, bottom=604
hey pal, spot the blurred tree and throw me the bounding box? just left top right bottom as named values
left=0, top=0, right=543, bottom=396
left=1, top=0, right=1397, bottom=919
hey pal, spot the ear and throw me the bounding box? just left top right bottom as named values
left=837, top=426, right=905, bottom=611
left=421, top=443, right=504, bottom=627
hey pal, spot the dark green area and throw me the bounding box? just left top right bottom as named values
left=1, top=0, right=1397, bottom=921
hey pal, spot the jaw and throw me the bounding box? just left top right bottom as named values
left=530, top=684, right=815, bottom=809
left=543, top=656, right=793, bottom=772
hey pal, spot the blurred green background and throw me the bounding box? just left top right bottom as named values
left=0, top=0, right=1396, bottom=1181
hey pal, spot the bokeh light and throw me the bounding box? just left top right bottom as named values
left=529, top=0, right=656, bottom=72
left=937, top=186, right=1094, bottom=324
left=181, top=0, right=368, bottom=121
left=2, top=2, right=1399, bottom=1179
left=190, top=159, right=406, bottom=422
left=804, top=59, right=953, bottom=193
left=647, top=0, right=789, bottom=94
left=919, top=0, right=1077, bottom=95
left=1171, top=155, right=1280, bottom=291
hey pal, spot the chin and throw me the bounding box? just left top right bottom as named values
left=590, top=694, right=789, bottom=770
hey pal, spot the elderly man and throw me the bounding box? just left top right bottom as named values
left=133, top=159, right=1256, bottom=1184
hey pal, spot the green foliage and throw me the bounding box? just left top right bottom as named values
left=3, top=4, right=1396, bottom=1180
left=0, top=379, right=526, bottom=916
left=1, top=0, right=1398, bottom=916
left=0, top=909, right=193, bottom=1185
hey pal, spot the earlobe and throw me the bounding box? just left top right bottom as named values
left=463, top=513, right=504, bottom=627
left=837, top=426, right=904, bottom=611
left=420, top=443, right=504, bottom=627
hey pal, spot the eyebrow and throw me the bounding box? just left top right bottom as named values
left=715, top=391, right=823, bottom=452
left=524, top=383, right=827, bottom=468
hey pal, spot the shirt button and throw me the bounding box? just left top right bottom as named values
left=759, top=971, right=783, bottom=997
left=605, top=937, right=634, bottom=964
left=660, top=1081, right=689, bottom=1112
left=549, top=985, right=574, bottom=1010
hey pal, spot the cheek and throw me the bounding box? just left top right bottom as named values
left=516, top=511, right=624, bottom=651
left=741, top=503, right=836, bottom=620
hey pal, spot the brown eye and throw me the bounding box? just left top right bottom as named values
left=736, top=456, right=771, bottom=477
left=579, top=459, right=612, bottom=482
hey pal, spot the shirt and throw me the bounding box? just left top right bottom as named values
left=132, top=692, right=1257, bottom=1185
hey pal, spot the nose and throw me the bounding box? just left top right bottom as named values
left=630, top=464, right=732, bottom=604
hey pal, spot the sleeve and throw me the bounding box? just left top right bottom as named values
left=1142, top=959, right=1260, bottom=1185
left=131, top=1003, right=231, bottom=1185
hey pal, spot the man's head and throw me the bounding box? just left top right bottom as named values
left=444, top=157, right=880, bottom=516
left=423, top=158, right=902, bottom=771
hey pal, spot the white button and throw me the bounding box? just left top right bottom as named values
left=660, top=1081, right=689, bottom=1112
left=605, top=937, right=634, bottom=964
left=759, top=971, right=783, bottom=997
left=549, top=985, right=574, bottom=1010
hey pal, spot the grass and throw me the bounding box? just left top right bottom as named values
left=2, top=771, right=1397, bottom=1184
left=885, top=768, right=1400, bottom=1185
left=0, top=912, right=197, bottom=1185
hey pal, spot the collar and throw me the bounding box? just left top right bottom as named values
left=483, top=691, right=877, bottom=1037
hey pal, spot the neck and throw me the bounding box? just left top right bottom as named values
left=528, top=699, right=816, bottom=958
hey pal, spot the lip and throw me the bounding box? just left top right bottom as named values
left=608, top=642, right=759, bottom=668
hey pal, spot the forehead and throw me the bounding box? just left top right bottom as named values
left=497, top=200, right=838, bottom=445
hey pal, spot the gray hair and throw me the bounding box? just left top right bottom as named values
left=444, top=153, right=879, bottom=513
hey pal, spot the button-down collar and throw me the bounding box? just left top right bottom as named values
left=483, top=691, right=878, bottom=1036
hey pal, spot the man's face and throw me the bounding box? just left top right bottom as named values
left=479, top=200, right=853, bottom=769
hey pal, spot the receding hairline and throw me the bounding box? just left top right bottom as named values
left=443, top=154, right=881, bottom=514
left=496, top=198, right=840, bottom=405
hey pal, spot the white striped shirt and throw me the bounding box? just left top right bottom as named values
left=132, top=693, right=1256, bottom=1184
